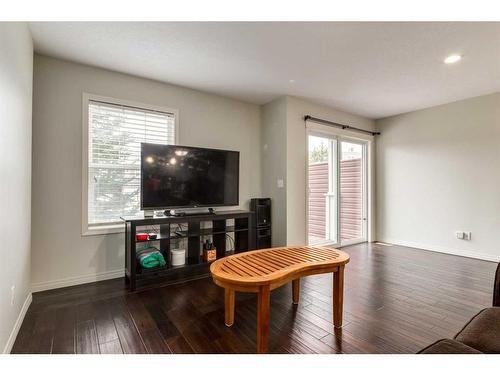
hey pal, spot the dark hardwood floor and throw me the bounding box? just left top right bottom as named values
left=12, top=243, right=497, bottom=354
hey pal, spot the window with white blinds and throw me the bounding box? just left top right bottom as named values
left=87, top=99, right=176, bottom=228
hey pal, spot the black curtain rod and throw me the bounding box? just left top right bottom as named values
left=304, top=115, right=380, bottom=136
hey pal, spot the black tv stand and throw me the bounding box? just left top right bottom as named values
left=121, top=210, right=254, bottom=291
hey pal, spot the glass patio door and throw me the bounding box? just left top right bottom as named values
left=307, top=133, right=368, bottom=247
left=307, top=133, right=339, bottom=246
left=339, top=139, right=367, bottom=245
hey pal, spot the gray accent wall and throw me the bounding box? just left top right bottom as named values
left=260, top=97, right=288, bottom=246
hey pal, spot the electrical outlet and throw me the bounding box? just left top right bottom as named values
left=10, top=285, right=15, bottom=306
left=456, top=231, right=465, bottom=240
left=464, top=232, right=472, bottom=241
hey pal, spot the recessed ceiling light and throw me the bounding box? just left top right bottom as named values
left=289, top=79, right=295, bottom=83
left=444, top=54, right=462, bottom=64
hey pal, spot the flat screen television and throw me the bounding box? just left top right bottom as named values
left=141, top=143, right=240, bottom=210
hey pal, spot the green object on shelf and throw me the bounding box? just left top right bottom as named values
left=136, top=247, right=166, bottom=269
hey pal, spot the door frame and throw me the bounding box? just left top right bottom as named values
left=305, top=122, right=374, bottom=247
left=338, top=137, right=368, bottom=246
left=306, top=130, right=340, bottom=247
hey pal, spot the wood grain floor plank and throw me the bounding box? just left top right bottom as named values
left=28, top=309, right=56, bottom=354
left=76, top=320, right=99, bottom=354
left=99, top=339, right=123, bottom=354
left=124, top=293, right=171, bottom=353
left=52, top=305, right=76, bottom=354
left=106, top=297, right=147, bottom=354
left=93, top=301, right=120, bottom=345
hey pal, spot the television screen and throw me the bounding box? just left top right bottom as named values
left=141, top=143, right=239, bottom=210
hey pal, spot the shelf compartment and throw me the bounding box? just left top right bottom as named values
left=171, top=226, right=248, bottom=238
left=135, top=227, right=249, bottom=242
left=137, top=264, right=169, bottom=275
left=135, top=233, right=168, bottom=243
left=136, top=255, right=217, bottom=275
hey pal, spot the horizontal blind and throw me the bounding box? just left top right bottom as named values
left=88, top=100, right=175, bottom=226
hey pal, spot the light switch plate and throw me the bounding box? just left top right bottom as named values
left=277, top=179, right=284, bottom=188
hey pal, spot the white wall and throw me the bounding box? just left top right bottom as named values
left=376, top=93, right=500, bottom=261
left=32, top=55, right=261, bottom=291
left=261, top=97, right=287, bottom=246
left=285, top=96, right=376, bottom=245
left=0, top=23, right=33, bottom=353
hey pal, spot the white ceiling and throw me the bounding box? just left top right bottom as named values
left=28, top=22, right=500, bottom=119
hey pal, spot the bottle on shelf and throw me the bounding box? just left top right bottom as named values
left=203, top=239, right=217, bottom=262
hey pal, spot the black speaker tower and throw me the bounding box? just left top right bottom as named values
left=250, top=198, right=272, bottom=249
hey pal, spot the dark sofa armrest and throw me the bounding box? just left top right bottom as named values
left=494, top=263, right=500, bottom=307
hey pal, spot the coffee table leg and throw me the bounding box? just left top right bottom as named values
left=292, top=279, right=300, bottom=305
left=333, top=265, right=345, bottom=327
left=225, top=288, right=235, bottom=327
left=256, top=285, right=270, bottom=353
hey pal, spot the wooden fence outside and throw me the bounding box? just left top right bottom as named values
left=308, top=159, right=362, bottom=242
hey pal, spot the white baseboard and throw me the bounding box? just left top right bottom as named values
left=3, top=293, right=32, bottom=354
left=379, top=238, right=500, bottom=262
left=31, top=268, right=125, bottom=293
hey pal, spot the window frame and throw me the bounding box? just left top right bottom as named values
left=82, top=93, right=179, bottom=236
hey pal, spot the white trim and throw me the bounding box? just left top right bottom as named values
left=341, top=238, right=367, bottom=247
left=305, top=130, right=340, bottom=247
left=339, top=137, right=369, bottom=246
left=3, top=293, right=32, bottom=354
left=31, top=268, right=125, bottom=293
left=81, top=93, right=179, bottom=236
left=82, top=223, right=124, bottom=236
left=379, top=238, right=500, bottom=262
left=366, top=140, right=375, bottom=243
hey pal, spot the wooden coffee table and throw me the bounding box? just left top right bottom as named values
left=210, top=246, right=349, bottom=353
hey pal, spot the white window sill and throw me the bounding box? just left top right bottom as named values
left=82, top=224, right=124, bottom=236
